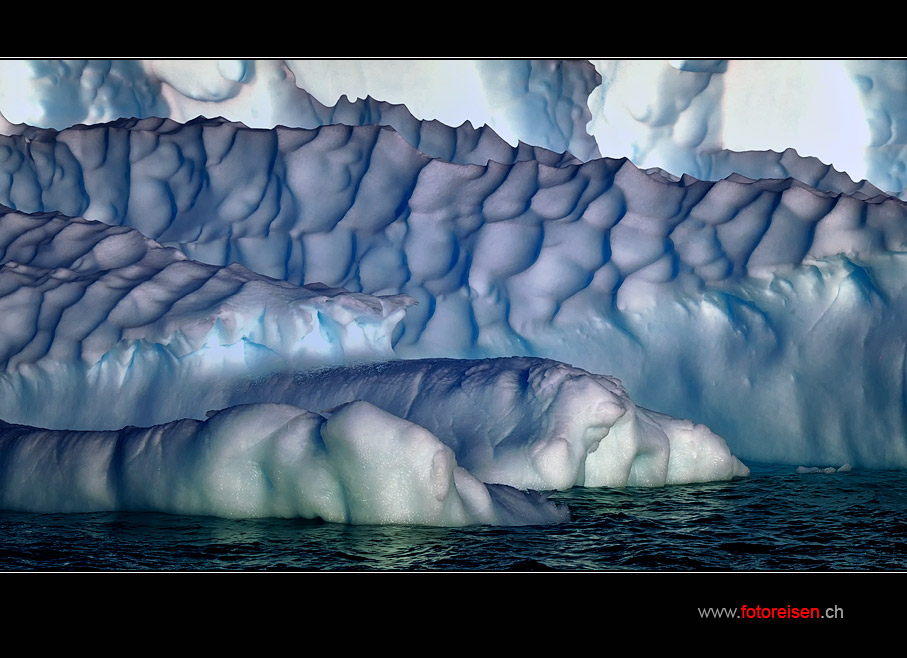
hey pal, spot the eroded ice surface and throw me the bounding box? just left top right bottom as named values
left=0, top=207, right=412, bottom=428
left=0, top=210, right=749, bottom=489
left=0, top=203, right=747, bottom=504
left=226, top=357, right=749, bottom=490
left=0, top=401, right=569, bottom=526
left=1, top=115, right=904, bottom=467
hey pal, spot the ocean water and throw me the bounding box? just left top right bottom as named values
left=1, top=463, right=906, bottom=571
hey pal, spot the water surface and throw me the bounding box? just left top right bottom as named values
left=2, top=464, right=905, bottom=571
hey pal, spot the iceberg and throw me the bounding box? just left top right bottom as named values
left=3, top=59, right=902, bottom=197
left=0, top=200, right=747, bottom=524
left=0, top=58, right=904, bottom=525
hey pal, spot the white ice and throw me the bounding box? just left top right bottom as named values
left=0, top=401, right=569, bottom=526
left=0, top=182, right=748, bottom=523
left=0, top=59, right=601, bottom=163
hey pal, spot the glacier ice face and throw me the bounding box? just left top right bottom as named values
left=0, top=401, right=569, bottom=526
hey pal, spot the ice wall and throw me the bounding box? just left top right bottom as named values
left=0, top=201, right=750, bottom=503
left=1, top=113, right=906, bottom=468
left=2, top=59, right=907, bottom=521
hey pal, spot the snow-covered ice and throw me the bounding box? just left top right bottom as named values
left=1, top=58, right=905, bottom=524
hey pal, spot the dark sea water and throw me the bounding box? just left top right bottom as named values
left=2, top=463, right=906, bottom=572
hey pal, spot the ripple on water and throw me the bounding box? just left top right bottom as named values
left=1, top=464, right=906, bottom=570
